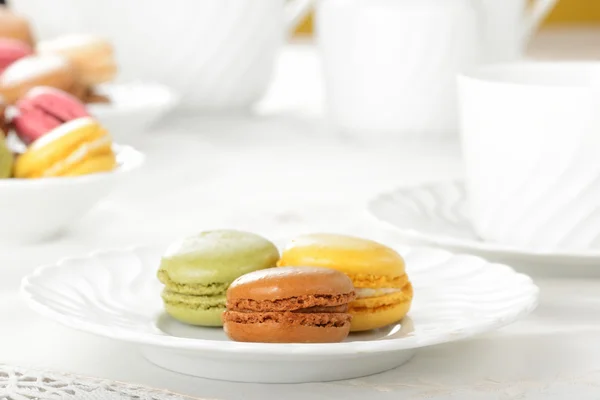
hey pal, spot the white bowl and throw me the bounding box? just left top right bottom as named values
left=21, top=245, right=538, bottom=383
left=87, top=82, right=179, bottom=142
left=0, top=145, right=144, bottom=243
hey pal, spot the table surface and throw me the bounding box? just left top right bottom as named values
left=3, top=28, right=600, bottom=400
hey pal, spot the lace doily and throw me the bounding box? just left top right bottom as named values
left=0, top=365, right=207, bottom=400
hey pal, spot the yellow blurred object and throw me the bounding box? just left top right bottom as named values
left=294, top=11, right=314, bottom=35
left=14, top=117, right=116, bottom=178
left=292, top=0, right=600, bottom=37
left=545, top=0, right=600, bottom=23
left=0, top=134, right=13, bottom=179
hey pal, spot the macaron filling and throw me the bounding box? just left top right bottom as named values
left=228, top=293, right=354, bottom=312
left=157, top=269, right=229, bottom=296
left=351, top=284, right=413, bottom=311
left=1, top=54, right=69, bottom=85
left=37, top=34, right=108, bottom=51
left=161, top=290, right=226, bottom=310
left=355, top=288, right=402, bottom=299
left=158, top=272, right=229, bottom=314
left=224, top=292, right=355, bottom=329
left=223, top=310, right=352, bottom=328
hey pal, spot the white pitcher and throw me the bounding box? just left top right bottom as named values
left=317, top=0, right=559, bottom=138
left=478, top=0, right=558, bottom=63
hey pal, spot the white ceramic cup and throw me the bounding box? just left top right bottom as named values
left=10, top=0, right=314, bottom=111
left=458, top=62, right=600, bottom=251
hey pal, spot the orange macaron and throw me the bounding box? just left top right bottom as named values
left=224, top=266, right=356, bottom=343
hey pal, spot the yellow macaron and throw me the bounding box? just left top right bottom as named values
left=14, top=117, right=116, bottom=178
left=278, top=233, right=413, bottom=332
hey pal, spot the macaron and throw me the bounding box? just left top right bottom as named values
left=278, top=233, right=413, bottom=332
left=0, top=7, right=35, bottom=47
left=0, top=100, right=7, bottom=134
left=223, top=266, right=355, bottom=343
left=0, top=38, right=33, bottom=74
left=157, top=230, right=280, bottom=327
left=0, top=134, right=13, bottom=178
left=13, top=87, right=90, bottom=145
left=0, top=54, right=75, bottom=104
left=13, top=116, right=116, bottom=178
left=38, top=34, right=117, bottom=86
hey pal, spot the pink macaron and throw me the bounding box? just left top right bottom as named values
left=0, top=38, right=33, bottom=73
left=12, top=86, right=90, bottom=144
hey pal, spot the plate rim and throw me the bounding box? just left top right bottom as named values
left=368, top=179, right=600, bottom=261
left=20, top=244, right=539, bottom=356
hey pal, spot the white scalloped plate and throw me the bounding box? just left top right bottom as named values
left=21, top=245, right=538, bottom=383
left=368, top=181, right=600, bottom=266
left=0, top=364, right=201, bottom=400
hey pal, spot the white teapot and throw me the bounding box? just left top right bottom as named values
left=477, top=0, right=558, bottom=63
left=11, top=0, right=315, bottom=110
left=317, top=0, right=559, bottom=138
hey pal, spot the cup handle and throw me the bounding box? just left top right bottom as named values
left=523, top=0, right=558, bottom=42
left=284, top=0, right=315, bottom=36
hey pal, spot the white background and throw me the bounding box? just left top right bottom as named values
left=2, top=28, right=600, bottom=399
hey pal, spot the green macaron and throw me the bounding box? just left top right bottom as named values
left=0, top=136, right=13, bottom=179
left=158, top=229, right=279, bottom=326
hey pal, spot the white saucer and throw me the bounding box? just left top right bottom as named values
left=0, top=364, right=194, bottom=400
left=87, top=82, right=179, bottom=141
left=368, top=181, right=600, bottom=266
left=21, top=245, right=538, bottom=383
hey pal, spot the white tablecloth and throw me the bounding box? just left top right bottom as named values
left=2, top=28, right=600, bottom=400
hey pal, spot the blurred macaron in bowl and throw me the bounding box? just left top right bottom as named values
left=33, top=33, right=179, bottom=140
left=0, top=86, right=144, bottom=244
left=0, top=23, right=179, bottom=141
